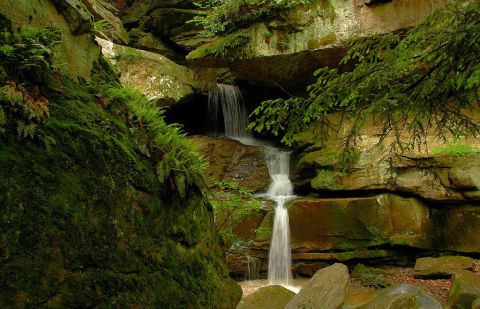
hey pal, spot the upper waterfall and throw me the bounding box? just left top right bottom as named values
left=208, top=84, right=249, bottom=139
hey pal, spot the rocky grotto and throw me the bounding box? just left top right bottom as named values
left=1, top=0, right=480, bottom=308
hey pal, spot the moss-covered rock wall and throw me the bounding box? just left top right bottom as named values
left=0, top=2, right=241, bottom=307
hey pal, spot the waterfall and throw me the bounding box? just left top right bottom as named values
left=207, top=84, right=295, bottom=286
left=208, top=84, right=249, bottom=139
left=265, top=148, right=294, bottom=285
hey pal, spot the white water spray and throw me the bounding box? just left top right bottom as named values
left=208, top=84, right=249, bottom=139
left=265, top=148, right=294, bottom=285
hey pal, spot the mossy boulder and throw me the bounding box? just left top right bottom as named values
left=97, top=38, right=203, bottom=107
left=359, top=284, right=443, bottom=309
left=237, top=285, right=295, bottom=309
left=0, top=74, right=242, bottom=307
left=448, top=270, right=480, bottom=309
left=286, top=263, right=349, bottom=309
left=414, top=256, right=476, bottom=279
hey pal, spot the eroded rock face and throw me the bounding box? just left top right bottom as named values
left=295, top=113, right=480, bottom=203
left=0, top=0, right=101, bottom=81
left=120, top=0, right=210, bottom=59
left=254, top=194, right=431, bottom=252
left=237, top=285, right=295, bottom=309
left=189, top=136, right=270, bottom=192
left=286, top=263, right=349, bottom=309
left=97, top=38, right=203, bottom=107
left=187, top=0, right=449, bottom=91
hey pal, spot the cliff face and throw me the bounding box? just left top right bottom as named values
left=120, top=0, right=450, bottom=92
left=0, top=1, right=241, bottom=307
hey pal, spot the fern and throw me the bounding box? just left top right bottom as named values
left=105, top=87, right=208, bottom=197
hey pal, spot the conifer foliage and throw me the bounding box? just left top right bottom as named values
left=249, top=0, right=480, bottom=151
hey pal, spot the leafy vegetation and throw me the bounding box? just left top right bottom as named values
left=190, top=0, right=312, bottom=37
left=0, top=25, right=60, bottom=141
left=249, top=0, right=480, bottom=153
left=210, top=181, right=264, bottom=249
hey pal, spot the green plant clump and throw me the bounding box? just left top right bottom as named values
left=210, top=181, right=263, bottom=249
left=187, top=32, right=252, bottom=61
left=249, top=0, right=480, bottom=152
left=191, top=0, right=312, bottom=37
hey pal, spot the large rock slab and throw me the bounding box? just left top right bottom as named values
left=0, top=0, right=100, bottom=81
left=295, top=112, right=480, bottom=202
left=255, top=194, right=431, bottom=252
left=190, top=136, right=270, bottom=192
left=432, top=205, right=480, bottom=254
left=286, top=263, right=349, bottom=309
left=237, top=285, right=295, bottom=309
left=97, top=38, right=203, bottom=107
left=448, top=270, right=480, bottom=309
left=359, top=284, right=443, bottom=309
left=414, top=256, right=476, bottom=279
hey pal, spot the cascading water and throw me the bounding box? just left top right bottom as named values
left=265, top=148, right=295, bottom=285
left=208, top=84, right=249, bottom=139
left=207, top=83, right=295, bottom=287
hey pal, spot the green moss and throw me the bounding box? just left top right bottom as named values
left=431, top=144, right=480, bottom=158
left=311, top=169, right=338, bottom=190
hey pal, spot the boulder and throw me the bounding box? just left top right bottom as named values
left=414, top=256, right=476, bottom=279
left=97, top=38, right=203, bottom=107
left=285, top=263, right=349, bottom=309
left=359, top=284, right=443, bottom=309
left=255, top=195, right=430, bottom=252
left=237, top=285, right=295, bottom=309
left=189, top=136, right=270, bottom=192
left=448, top=270, right=480, bottom=309
left=0, top=0, right=101, bottom=81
